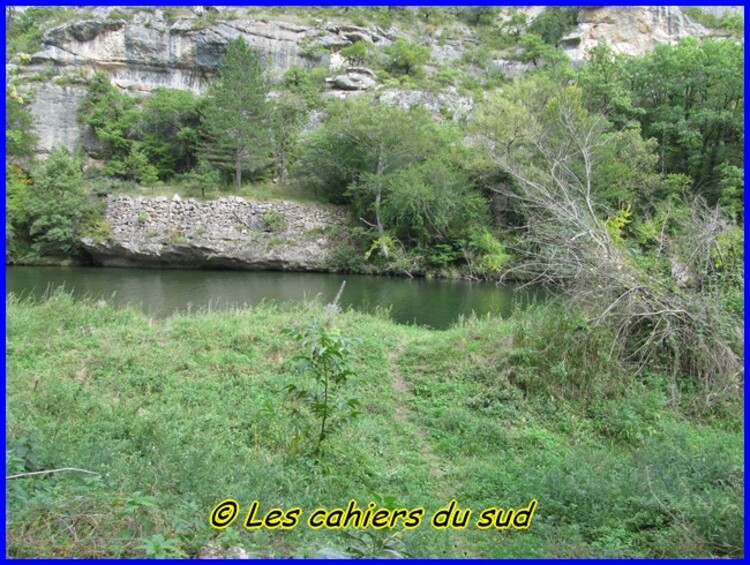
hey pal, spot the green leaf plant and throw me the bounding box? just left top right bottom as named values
left=285, top=321, right=361, bottom=456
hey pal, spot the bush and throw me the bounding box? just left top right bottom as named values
left=284, top=320, right=361, bottom=455
left=527, top=7, right=579, bottom=46
left=340, top=41, right=371, bottom=66
left=24, top=149, right=99, bottom=257
left=262, top=210, right=287, bottom=232
left=384, top=39, right=430, bottom=76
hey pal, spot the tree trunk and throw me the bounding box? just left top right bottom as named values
left=374, top=148, right=388, bottom=258
left=235, top=149, right=242, bottom=191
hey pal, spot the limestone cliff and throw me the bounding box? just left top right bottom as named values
left=8, top=6, right=726, bottom=156
left=562, top=7, right=709, bottom=61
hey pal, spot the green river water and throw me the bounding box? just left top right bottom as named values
left=6, top=266, right=547, bottom=330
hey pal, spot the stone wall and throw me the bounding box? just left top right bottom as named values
left=82, top=194, right=350, bottom=271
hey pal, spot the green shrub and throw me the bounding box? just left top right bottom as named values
left=262, top=210, right=287, bottom=232
left=384, top=38, right=430, bottom=76
left=284, top=320, right=361, bottom=454
left=24, top=149, right=99, bottom=257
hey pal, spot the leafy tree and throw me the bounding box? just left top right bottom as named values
left=176, top=158, right=221, bottom=199
left=295, top=101, right=440, bottom=253
left=6, top=166, right=33, bottom=259
left=23, top=149, right=97, bottom=256
left=622, top=38, right=743, bottom=203
left=79, top=72, right=142, bottom=178
left=518, top=33, right=569, bottom=69
left=296, top=99, right=490, bottom=266
left=199, top=37, right=272, bottom=190
left=383, top=38, right=430, bottom=77
left=454, top=7, right=500, bottom=27
left=141, top=88, right=201, bottom=179
left=340, top=41, right=370, bottom=66
left=576, top=41, right=641, bottom=127
left=382, top=157, right=487, bottom=250
left=285, top=320, right=361, bottom=455
left=282, top=65, right=324, bottom=106
left=6, top=84, right=38, bottom=162
left=527, top=7, right=579, bottom=46
left=269, top=92, right=307, bottom=183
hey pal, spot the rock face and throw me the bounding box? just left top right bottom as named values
left=11, top=7, right=720, bottom=156
left=330, top=68, right=378, bottom=91
left=29, top=16, right=313, bottom=94
left=563, top=7, right=708, bottom=62
left=377, top=88, right=474, bottom=122
left=82, top=195, right=349, bottom=271
left=24, top=84, right=89, bottom=154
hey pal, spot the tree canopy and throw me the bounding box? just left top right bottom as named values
left=199, top=37, right=272, bottom=189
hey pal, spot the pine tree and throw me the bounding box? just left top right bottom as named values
left=199, top=38, right=271, bottom=190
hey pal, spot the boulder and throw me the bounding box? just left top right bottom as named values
left=330, top=69, right=377, bottom=91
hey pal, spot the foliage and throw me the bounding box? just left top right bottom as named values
left=527, top=7, right=579, bottom=46
left=472, top=73, right=742, bottom=390
left=583, top=38, right=744, bottom=205
left=174, top=158, right=221, bottom=198
left=141, top=88, right=201, bottom=179
left=453, top=7, right=500, bottom=27
left=575, top=41, right=641, bottom=126
left=285, top=320, right=361, bottom=454
left=383, top=38, right=430, bottom=77
left=6, top=166, right=34, bottom=258
left=262, top=210, right=287, bottom=232
left=461, top=227, right=511, bottom=277
left=340, top=41, right=371, bottom=66
left=381, top=157, right=488, bottom=251
left=6, top=84, right=38, bottom=162
left=682, top=7, right=743, bottom=36
left=282, top=65, right=325, bottom=106
left=22, top=149, right=99, bottom=257
left=269, top=91, right=308, bottom=183
left=518, top=33, right=569, bottom=68
left=199, top=38, right=272, bottom=190
left=79, top=73, right=148, bottom=180
left=295, top=99, right=491, bottom=271
left=6, top=7, right=84, bottom=59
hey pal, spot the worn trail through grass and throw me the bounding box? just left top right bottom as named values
left=387, top=336, right=471, bottom=556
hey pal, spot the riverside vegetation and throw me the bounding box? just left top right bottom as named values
left=5, top=7, right=744, bottom=558
left=5, top=292, right=743, bottom=557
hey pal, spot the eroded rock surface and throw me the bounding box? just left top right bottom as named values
left=82, top=195, right=349, bottom=271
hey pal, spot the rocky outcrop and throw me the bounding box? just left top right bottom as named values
left=563, top=7, right=708, bottom=62
left=330, top=68, right=378, bottom=91
left=82, top=195, right=349, bottom=271
left=24, top=84, right=89, bottom=154
left=377, top=88, right=474, bottom=122
left=11, top=7, right=723, bottom=156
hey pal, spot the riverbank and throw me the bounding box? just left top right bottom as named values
left=6, top=292, right=742, bottom=558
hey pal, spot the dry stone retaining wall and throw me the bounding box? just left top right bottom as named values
left=82, top=194, right=349, bottom=271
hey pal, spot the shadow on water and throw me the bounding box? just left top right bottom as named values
left=6, top=266, right=549, bottom=330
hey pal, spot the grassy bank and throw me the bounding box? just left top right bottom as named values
left=5, top=292, right=743, bottom=557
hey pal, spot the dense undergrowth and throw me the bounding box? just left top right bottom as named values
left=6, top=292, right=742, bottom=558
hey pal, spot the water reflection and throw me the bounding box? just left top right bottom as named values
left=6, top=266, right=547, bottom=330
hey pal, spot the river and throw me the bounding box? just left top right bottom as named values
left=5, top=266, right=547, bottom=330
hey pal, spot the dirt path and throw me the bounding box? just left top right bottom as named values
left=388, top=343, right=444, bottom=482
left=388, top=339, right=471, bottom=557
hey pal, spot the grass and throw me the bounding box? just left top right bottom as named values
left=5, top=291, right=743, bottom=558
left=101, top=179, right=321, bottom=205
